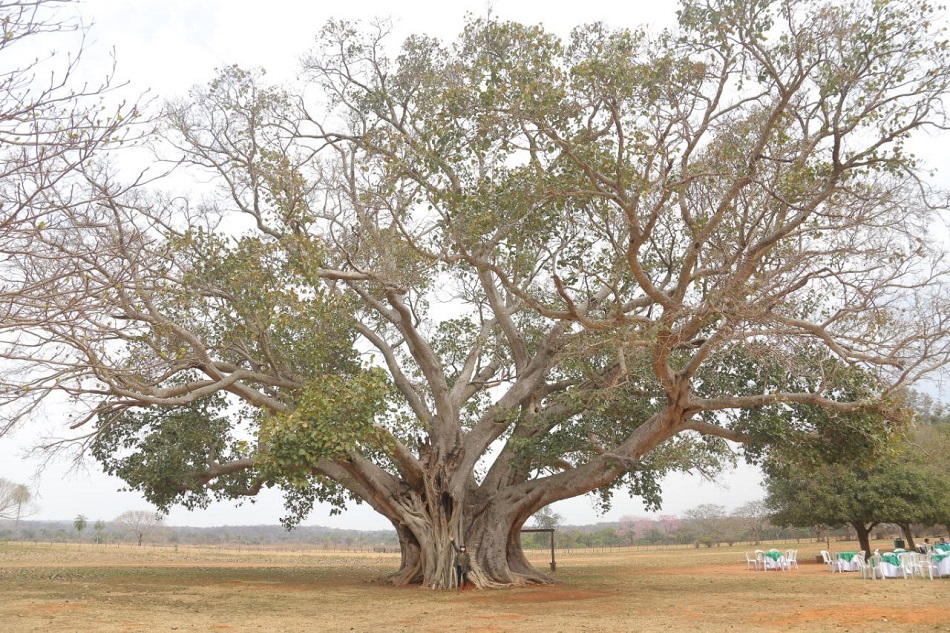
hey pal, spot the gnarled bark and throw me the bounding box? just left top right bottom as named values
left=385, top=487, right=556, bottom=589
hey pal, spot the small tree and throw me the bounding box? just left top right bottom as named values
left=525, top=506, right=562, bottom=549
left=658, top=515, right=681, bottom=541
left=73, top=514, right=88, bottom=542
left=114, top=510, right=163, bottom=546
left=617, top=516, right=655, bottom=546
left=732, top=500, right=770, bottom=545
left=93, top=519, right=106, bottom=544
left=0, top=478, right=35, bottom=536
left=684, top=504, right=727, bottom=546
left=530, top=506, right=562, bottom=530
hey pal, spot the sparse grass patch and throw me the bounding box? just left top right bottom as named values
left=1, top=540, right=949, bottom=632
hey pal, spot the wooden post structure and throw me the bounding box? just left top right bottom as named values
left=520, top=528, right=556, bottom=571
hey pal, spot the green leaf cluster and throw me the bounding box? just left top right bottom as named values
left=91, top=393, right=255, bottom=512
left=257, top=369, right=393, bottom=481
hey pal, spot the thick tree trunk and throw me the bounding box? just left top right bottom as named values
left=851, top=522, right=875, bottom=558
left=898, top=523, right=916, bottom=552
left=391, top=499, right=458, bottom=588
left=383, top=487, right=556, bottom=589
left=466, top=504, right=555, bottom=587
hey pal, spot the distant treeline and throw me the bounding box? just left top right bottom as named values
left=0, top=516, right=924, bottom=549
left=0, top=520, right=399, bottom=547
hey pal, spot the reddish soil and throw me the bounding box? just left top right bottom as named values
left=3, top=542, right=949, bottom=632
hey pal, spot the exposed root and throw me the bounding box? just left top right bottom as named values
left=383, top=560, right=423, bottom=586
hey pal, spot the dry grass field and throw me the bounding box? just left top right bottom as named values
left=1, top=539, right=949, bottom=632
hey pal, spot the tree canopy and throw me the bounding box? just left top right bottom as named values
left=764, top=392, right=950, bottom=555
left=765, top=444, right=950, bottom=556
left=3, top=0, right=950, bottom=588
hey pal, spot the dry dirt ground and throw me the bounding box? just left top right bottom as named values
left=1, top=540, right=949, bottom=632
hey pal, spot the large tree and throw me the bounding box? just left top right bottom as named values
left=765, top=392, right=950, bottom=555
left=3, top=0, right=950, bottom=589
left=765, top=450, right=950, bottom=556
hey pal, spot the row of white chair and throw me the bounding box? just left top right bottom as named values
left=752, top=548, right=941, bottom=579
left=821, top=549, right=938, bottom=579
left=869, top=551, right=936, bottom=580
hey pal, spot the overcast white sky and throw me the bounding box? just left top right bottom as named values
left=2, top=0, right=781, bottom=530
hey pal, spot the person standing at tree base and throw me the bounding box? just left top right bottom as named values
left=450, top=537, right=471, bottom=590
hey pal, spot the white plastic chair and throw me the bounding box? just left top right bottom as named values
left=755, top=549, right=767, bottom=571
left=744, top=552, right=759, bottom=571
left=820, top=550, right=835, bottom=572
left=783, top=549, right=798, bottom=570
left=853, top=552, right=872, bottom=579
left=898, top=552, right=917, bottom=579
left=914, top=553, right=935, bottom=580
